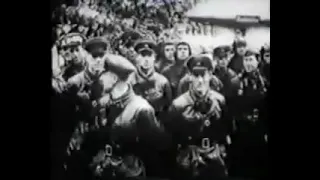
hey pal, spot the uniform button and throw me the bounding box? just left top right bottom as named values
left=188, top=136, right=192, bottom=140
left=204, top=120, right=211, bottom=127
left=116, top=144, right=120, bottom=148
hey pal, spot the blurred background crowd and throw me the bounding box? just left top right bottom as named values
left=52, top=0, right=269, bottom=72
left=51, top=0, right=270, bottom=180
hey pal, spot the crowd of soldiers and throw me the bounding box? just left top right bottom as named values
left=51, top=1, right=270, bottom=180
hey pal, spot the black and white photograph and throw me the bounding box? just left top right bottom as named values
left=51, top=0, right=270, bottom=179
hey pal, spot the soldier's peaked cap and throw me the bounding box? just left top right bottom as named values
left=134, top=39, right=157, bottom=53
left=186, top=55, right=213, bottom=71
left=84, top=37, right=108, bottom=52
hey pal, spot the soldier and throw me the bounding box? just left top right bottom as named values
left=127, top=39, right=172, bottom=119
left=227, top=50, right=268, bottom=179
left=65, top=37, right=108, bottom=127
left=51, top=76, right=78, bottom=180
left=164, top=55, right=229, bottom=180
left=213, top=46, right=240, bottom=99
left=162, top=41, right=192, bottom=98
left=155, top=41, right=176, bottom=73
left=177, top=54, right=223, bottom=96
left=228, top=38, right=247, bottom=74
left=62, top=37, right=107, bottom=180
left=64, top=38, right=136, bottom=180
left=56, top=33, right=87, bottom=81
left=86, top=56, right=171, bottom=179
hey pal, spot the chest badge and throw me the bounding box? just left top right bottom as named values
left=204, top=119, right=211, bottom=127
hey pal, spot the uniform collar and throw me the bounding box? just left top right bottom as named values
left=83, top=68, right=99, bottom=84
left=137, top=67, right=155, bottom=80
left=135, top=68, right=156, bottom=82
left=109, top=84, right=135, bottom=108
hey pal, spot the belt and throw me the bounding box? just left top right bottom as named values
left=177, top=136, right=218, bottom=150
left=91, top=151, right=145, bottom=178
left=176, top=142, right=224, bottom=176
left=90, top=141, right=146, bottom=178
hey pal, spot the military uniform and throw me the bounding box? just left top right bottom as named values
left=162, top=41, right=192, bottom=98
left=226, top=51, right=268, bottom=179
left=213, top=46, right=240, bottom=99
left=128, top=40, right=173, bottom=118
left=65, top=38, right=114, bottom=126
left=87, top=79, right=170, bottom=179
left=63, top=38, right=109, bottom=180
left=228, top=39, right=246, bottom=74
left=57, top=33, right=87, bottom=81
left=164, top=55, right=228, bottom=180
left=64, top=38, right=138, bottom=180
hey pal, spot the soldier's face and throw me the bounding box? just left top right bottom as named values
left=136, top=52, right=156, bottom=70
left=217, top=57, right=229, bottom=68
left=61, top=45, right=81, bottom=63
left=99, top=71, right=119, bottom=93
left=236, top=46, right=246, bottom=56
left=264, top=52, right=270, bottom=64
left=164, top=45, right=175, bottom=61
left=191, top=70, right=211, bottom=97
left=86, top=51, right=106, bottom=76
left=243, top=55, right=259, bottom=73
left=177, top=45, right=190, bottom=61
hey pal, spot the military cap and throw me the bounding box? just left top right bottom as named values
left=58, top=33, right=86, bottom=48
left=186, top=55, right=213, bottom=72
left=213, top=46, right=228, bottom=59
left=134, top=39, right=157, bottom=54
left=84, top=37, right=108, bottom=56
